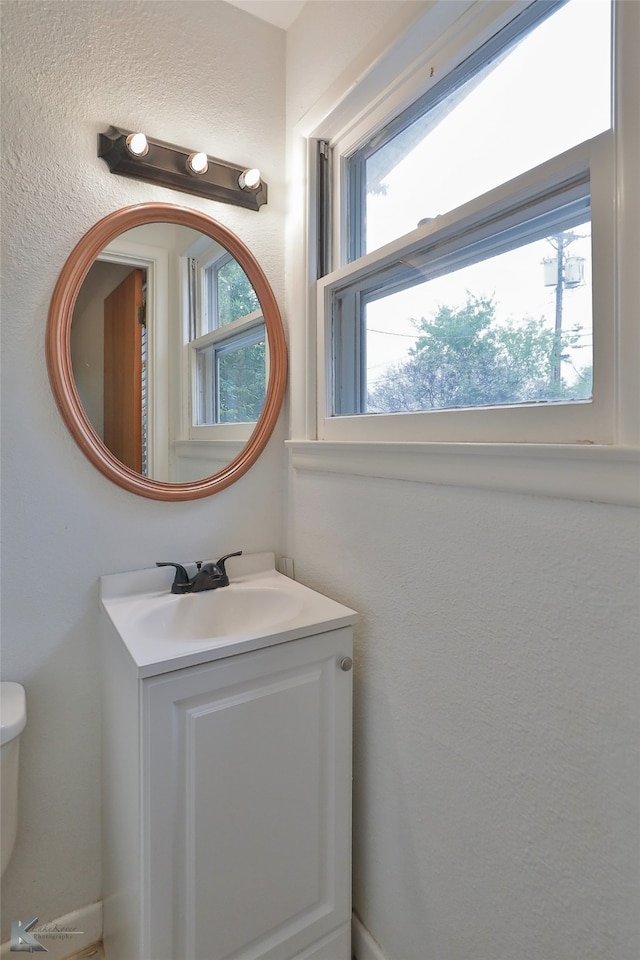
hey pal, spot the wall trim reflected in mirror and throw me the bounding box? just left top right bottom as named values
left=46, top=203, right=287, bottom=501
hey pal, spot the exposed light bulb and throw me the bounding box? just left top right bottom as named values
left=186, top=152, right=209, bottom=175
left=238, top=168, right=261, bottom=191
left=125, top=133, right=149, bottom=157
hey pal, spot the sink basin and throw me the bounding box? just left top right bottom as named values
left=99, top=552, right=357, bottom=677
left=137, top=583, right=304, bottom=643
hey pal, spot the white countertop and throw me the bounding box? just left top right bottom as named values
left=99, top=552, right=357, bottom=678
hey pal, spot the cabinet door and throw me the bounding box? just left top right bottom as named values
left=143, top=628, right=353, bottom=960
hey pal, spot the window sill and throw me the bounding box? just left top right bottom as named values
left=173, top=440, right=244, bottom=469
left=286, top=440, right=640, bottom=506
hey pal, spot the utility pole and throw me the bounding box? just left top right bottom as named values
left=552, top=233, right=565, bottom=385
left=543, top=231, right=584, bottom=387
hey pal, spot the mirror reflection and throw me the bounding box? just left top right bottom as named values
left=70, top=223, right=268, bottom=482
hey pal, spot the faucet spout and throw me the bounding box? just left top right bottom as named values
left=191, top=562, right=225, bottom=592
left=191, top=552, right=243, bottom=591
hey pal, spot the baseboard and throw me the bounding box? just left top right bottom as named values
left=352, top=912, right=390, bottom=960
left=3, top=903, right=380, bottom=959
left=1, top=901, right=102, bottom=959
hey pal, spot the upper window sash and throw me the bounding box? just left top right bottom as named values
left=205, top=251, right=234, bottom=332
left=204, top=252, right=260, bottom=333
left=344, top=0, right=566, bottom=262
left=185, top=239, right=227, bottom=340
left=339, top=0, right=612, bottom=267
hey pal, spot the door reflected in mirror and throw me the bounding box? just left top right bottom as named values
left=70, top=222, right=268, bottom=483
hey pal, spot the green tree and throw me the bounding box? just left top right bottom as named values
left=218, top=340, right=266, bottom=423
left=214, top=257, right=265, bottom=422
left=367, top=294, right=591, bottom=413
left=217, top=258, right=260, bottom=326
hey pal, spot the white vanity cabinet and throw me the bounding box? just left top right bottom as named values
left=100, top=560, right=356, bottom=960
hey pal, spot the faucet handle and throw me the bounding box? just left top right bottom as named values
left=156, top=562, right=192, bottom=594
left=215, top=551, right=243, bottom=577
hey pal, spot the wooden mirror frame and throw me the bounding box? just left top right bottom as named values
left=46, top=203, right=287, bottom=501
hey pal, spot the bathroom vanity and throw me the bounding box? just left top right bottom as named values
left=99, top=554, right=357, bottom=960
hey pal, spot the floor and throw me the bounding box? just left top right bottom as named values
left=67, top=945, right=106, bottom=960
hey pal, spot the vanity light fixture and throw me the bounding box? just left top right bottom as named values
left=238, top=167, right=261, bottom=191
left=98, top=126, right=267, bottom=211
left=125, top=132, right=149, bottom=157
left=186, top=152, right=209, bottom=176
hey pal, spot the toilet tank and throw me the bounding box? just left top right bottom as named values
left=1, top=682, right=27, bottom=875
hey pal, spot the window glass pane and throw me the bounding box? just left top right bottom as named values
left=196, top=344, right=216, bottom=424
left=217, top=338, right=266, bottom=422
left=204, top=256, right=260, bottom=331
left=216, top=258, right=259, bottom=326
left=195, top=326, right=266, bottom=424
left=362, top=220, right=592, bottom=414
left=357, top=0, right=610, bottom=256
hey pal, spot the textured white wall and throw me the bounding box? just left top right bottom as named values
left=0, top=0, right=286, bottom=936
left=286, top=3, right=640, bottom=959
left=286, top=0, right=412, bottom=128
left=289, top=474, right=639, bottom=960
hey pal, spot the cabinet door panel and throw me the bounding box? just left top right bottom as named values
left=143, top=628, right=352, bottom=960
left=189, top=664, right=324, bottom=957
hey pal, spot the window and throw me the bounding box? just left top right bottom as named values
left=188, top=247, right=266, bottom=434
left=317, top=0, right=617, bottom=444
left=346, top=0, right=610, bottom=261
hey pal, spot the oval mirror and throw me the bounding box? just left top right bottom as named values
left=46, top=203, right=287, bottom=501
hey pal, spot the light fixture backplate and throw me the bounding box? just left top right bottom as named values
left=98, top=126, right=267, bottom=211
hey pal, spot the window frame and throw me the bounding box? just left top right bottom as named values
left=318, top=0, right=615, bottom=445
left=319, top=131, right=614, bottom=444
left=285, top=0, right=639, bottom=505
left=184, top=241, right=268, bottom=442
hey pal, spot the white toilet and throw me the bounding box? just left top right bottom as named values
left=1, top=682, right=27, bottom=875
